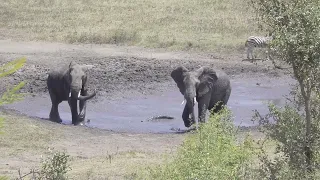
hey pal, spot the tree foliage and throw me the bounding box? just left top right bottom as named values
left=0, top=57, right=26, bottom=132
left=0, top=57, right=26, bottom=179
left=250, top=0, right=320, bottom=175
left=0, top=57, right=26, bottom=78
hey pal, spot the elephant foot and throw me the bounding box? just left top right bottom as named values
left=189, top=124, right=198, bottom=131
left=73, top=120, right=85, bottom=126
left=73, top=122, right=85, bottom=126
left=78, top=117, right=85, bottom=122
left=77, top=117, right=86, bottom=126
left=49, top=112, right=62, bottom=123
left=49, top=117, right=62, bottom=123
left=184, top=118, right=195, bottom=128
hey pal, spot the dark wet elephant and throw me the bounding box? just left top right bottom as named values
left=171, top=66, right=231, bottom=128
left=47, top=61, right=97, bottom=125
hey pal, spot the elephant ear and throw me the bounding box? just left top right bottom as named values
left=171, top=66, right=189, bottom=95
left=69, top=61, right=77, bottom=70
left=195, top=66, right=218, bottom=97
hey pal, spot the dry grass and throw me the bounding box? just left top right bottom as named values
left=68, top=151, right=167, bottom=179
left=0, top=0, right=263, bottom=52
left=0, top=112, right=273, bottom=179
left=0, top=114, right=58, bottom=155
left=0, top=112, right=179, bottom=179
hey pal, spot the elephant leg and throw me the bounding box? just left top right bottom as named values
left=209, top=99, right=224, bottom=113
left=209, top=91, right=230, bottom=115
left=223, top=88, right=231, bottom=106
left=68, top=98, right=79, bottom=125
left=49, top=103, right=62, bottom=123
left=78, top=89, right=88, bottom=124
left=49, top=91, right=62, bottom=123
left=211, top=102, right=223, bottom=113
left=198, top=96, right=210, bottom=124
left=182, top=104, right=194, bottom=127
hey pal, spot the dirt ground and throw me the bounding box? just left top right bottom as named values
left=0, top=39, right=292, bottom=179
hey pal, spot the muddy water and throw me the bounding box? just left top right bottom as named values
left=3, top=77, right=295, bottom=134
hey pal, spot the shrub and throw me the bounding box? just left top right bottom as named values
left=253, top=92, right=320, bottom=179
left=15, top=150, right=72, bottom=180
left=144, top=107, right=257, bottom=179
left=38, top=151, right=72, bottom=180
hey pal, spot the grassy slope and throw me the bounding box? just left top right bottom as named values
left=0, top=113, right=180, bottom=179
left=0, top=112, right=271, bottom=179
left=1, top=0, right=262, bottom=52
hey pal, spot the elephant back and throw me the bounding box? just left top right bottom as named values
left=209, top=71, right=231, bottom=106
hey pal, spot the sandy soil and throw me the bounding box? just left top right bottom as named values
left=0, top=39, right=292, bottom=179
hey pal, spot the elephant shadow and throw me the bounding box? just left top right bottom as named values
left=172, top=126, right=198, bottom=134
left=241, top=58, right=265, bottom=63
left=32, top=116, right=76, bottom=126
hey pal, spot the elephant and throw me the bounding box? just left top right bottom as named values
left=47, top=61, right=97, bottom=125
left=171, top=66, right=231, bottom=128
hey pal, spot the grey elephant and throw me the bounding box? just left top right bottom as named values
left=47, top=61, right=97, bottom=125
left=171, top=66, right=231, bottom=128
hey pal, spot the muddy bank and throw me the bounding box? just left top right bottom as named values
left=0, top=40, right=289, bottom=100
left=0, top=40, right=295, bottom=133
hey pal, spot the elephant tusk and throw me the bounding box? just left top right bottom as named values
left=69, top=91, right=81, bottom=98
left=77, top=91, right=81, bottom=112
left=194, top=97, right=197, bottom=103
left=181, top=99, right=186, bottom=105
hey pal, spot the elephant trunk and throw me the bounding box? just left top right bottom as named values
left=69, top=89, right=96, bottom=101
left=185, top=96, right=197, bottom=126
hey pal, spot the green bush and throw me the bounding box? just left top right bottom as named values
left=253, top=96, right=320, bottom=179
left=38, top=151, right=72, bottom=180
left=144, top=107, right=257, bottom=179
left=12, top=150, right=72, bottom=180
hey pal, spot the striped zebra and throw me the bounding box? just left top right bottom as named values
left=245, top=35, right=273, bottom=60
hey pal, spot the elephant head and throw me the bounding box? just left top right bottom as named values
left=65, top=61, right=96, bottom=124
left=65, top=61, right=96, bottom=100
left=171, top=66, right=218, bottom=127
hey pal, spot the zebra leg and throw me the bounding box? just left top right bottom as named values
left=265, top=47, right=273, bottom=61
left=266, top=47, right=271, bottom=61
left=247, top=46, right=252, bottom=60
left=252, top=48, right=256, bottom=59
left=248, top=46, right=254, bottom=61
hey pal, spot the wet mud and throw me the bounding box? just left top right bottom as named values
left=0, top=40, right=295, bottom=134
left=3, top=76, right=295, bottom=134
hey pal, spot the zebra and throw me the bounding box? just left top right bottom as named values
left=245, top=35, right=273, bottom=61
